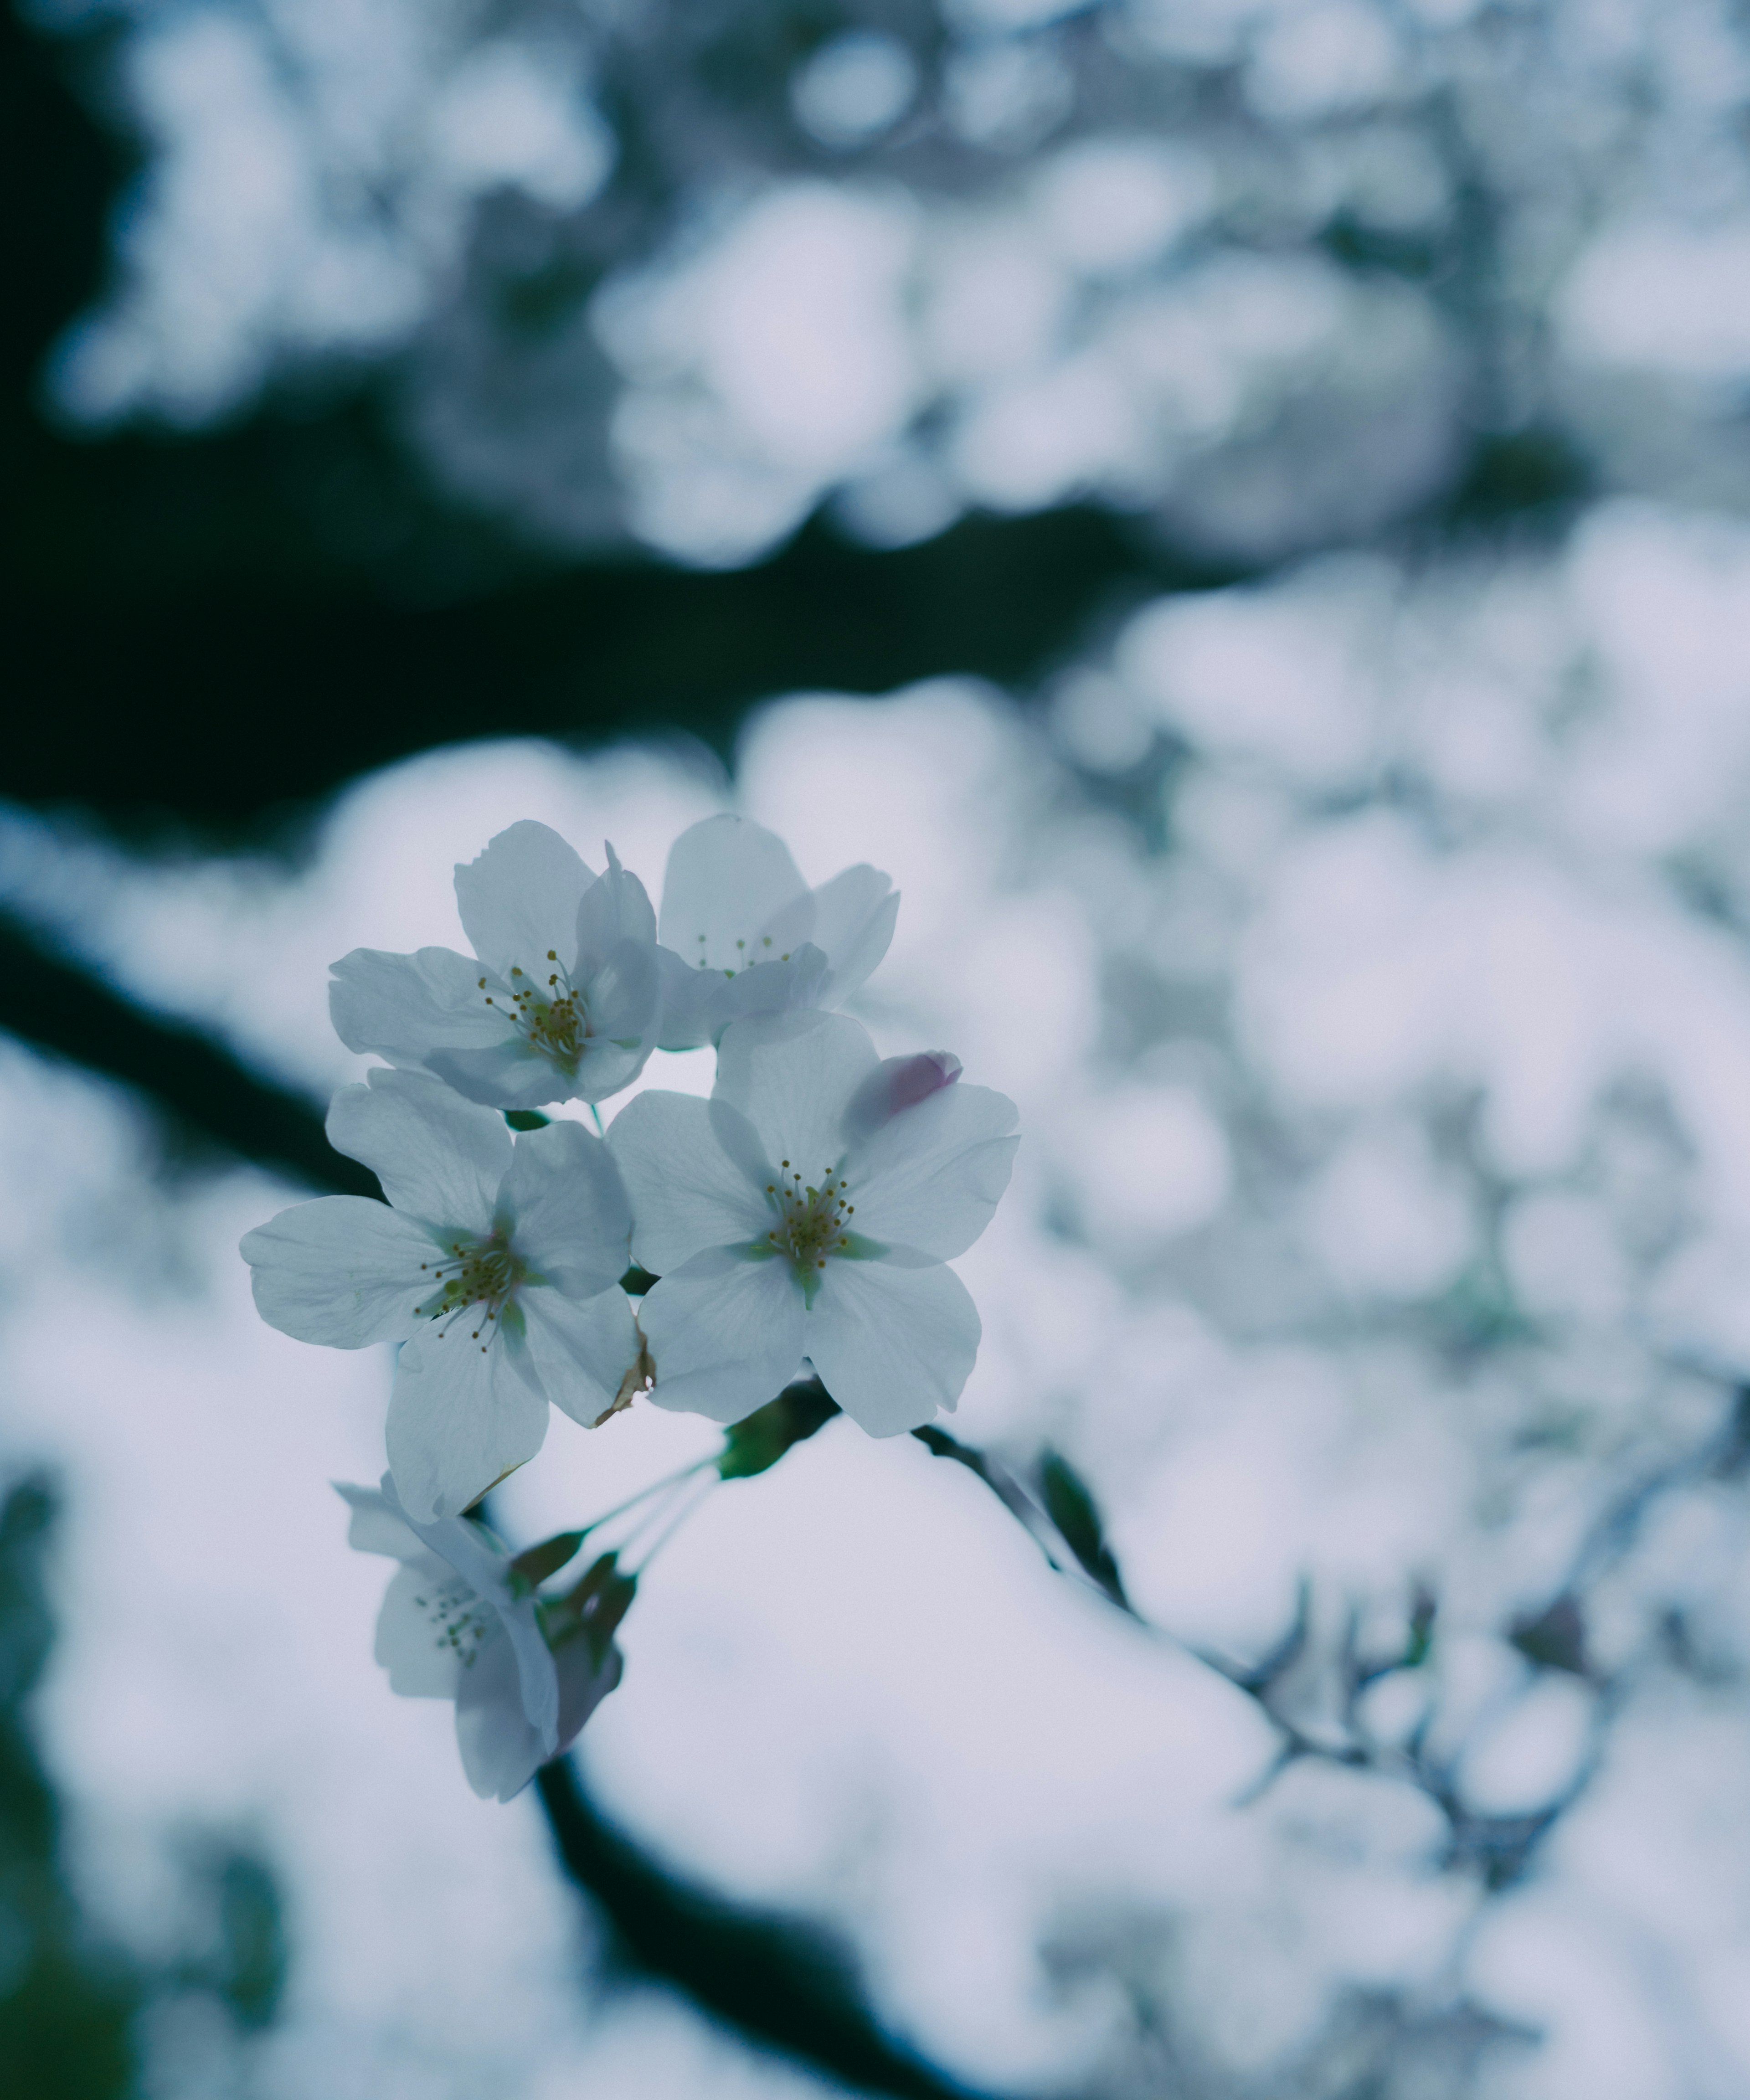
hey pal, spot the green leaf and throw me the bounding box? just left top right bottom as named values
left=504, top=1109, right=550, bottom=1131
left=509, top=1529, right=587, bottom=1589
left=1039, top=1450, right=1129, bottom=1608
left=618, top=1265, right=659, bottom=1296
left=718, top=1380, right=840, bottom=1481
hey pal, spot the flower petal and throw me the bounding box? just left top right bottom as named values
left=328, top=946, right=508, bottom=1065
left=498, top=1121, right=631, bottom=1293
left=804, top=1256, right=981, bottom=1435
left=607, top=1092, right=771, bottom=1274
left=653, top=945, right=720, bottom=1051
left=555, top=1634, right=624, bottom=1751
left=241, top=1197, right=432, bottom=1346
left=327, top=1068, right=510, bottom=1230
left=714, top=1011, right=880, bottom=1181
left=335, top=1479, right=426, bottom=1560
left=522, top=1287, right=642, bottom=1427
left=374, top=1560, right=467, bottom=1699
left=453, top=1624, right=553, bottom=1801
left=574, top=848, right=658, bottom=972
left=578, top=938, right=660, bottom=1080
left=639, top=1249, right=806, bottom=1424
left=846, top=1082, right=1019, bottom=1259
left=423, top=1041, right=570, bottom=1112
left=810, top=865, right=898, bottom=999
left=455, top=821, right=597, bottom=979
left=386, top=1328, right=550, bottom=1522
left=658, top=814, right=813, bottom=974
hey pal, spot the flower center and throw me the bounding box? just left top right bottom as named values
left=419, top=1229, right=527, bottom=1352
left=763, top=1162, right=854, bottom=1305
left=693, top=930, right=792, bottom=979
left=479, top=951, right=590, bottom=1072
left=412, top=1573, right=494, bottom=1666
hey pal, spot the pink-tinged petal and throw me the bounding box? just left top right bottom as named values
left=639, top=1249, right=806, bottom=1425
left=386, top=1328, right=550, bottom=1522
left=453, top=1626, right=554, bottom=1801
left=498, top=1121, right=631, bottom=1293
left=804, top=1255, right=981, bottom=1436
left=574, top=848, right=658, bottom=972
left=659, top=814, right=813, bottom=973
left=521, top=1288, right=643, bottom=1428
left=713, top=1011, right=880, bottom=1181
left=328, top=945, right=510, bottom=1066
left=242, top=1197, right=432, bottom=1346
left=374, top=1560, right=467, bottom=1699
left=455, top=821, right=596, bottom=980
left=809, top=866, right=898, bottom=999
left=607, top=1093, right=771, bottom=1275
left=326, top=1068, right=510, bottom=1230
left=846, top=1082, right=1019, bottom=1260
left=843, top=1051, right=962, bottom=1144
left=335, top=1480, right=426, bottom=1561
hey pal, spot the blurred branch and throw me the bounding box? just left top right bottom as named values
left=0, top=953, right=1021, bottom=2100
left=0, top=911, right=379, bottom=1198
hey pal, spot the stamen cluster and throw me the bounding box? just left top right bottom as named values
left=416, top=1573, right=493, bottom=1667
left=764, top=1163, right=854, bottom=1278
left=479, top=950, right=587, bottom=1071
left=420, top=1232, right=525, bottom=1350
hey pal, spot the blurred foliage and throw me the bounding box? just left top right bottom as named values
left=0, top=1474, right=288, bottom=2097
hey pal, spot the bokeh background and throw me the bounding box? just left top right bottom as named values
left=10, top=0, right=1750, bottom=2093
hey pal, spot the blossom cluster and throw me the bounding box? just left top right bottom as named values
left=242, top=815, right=1018, bottom=1798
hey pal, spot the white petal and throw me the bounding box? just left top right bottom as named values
left=455, top=821, right=596, bottom=979
left=714, top=1011, right=880, bottom=1181
left=335, top=1479, right=425, bottom=1561
left=574, top=849, right=658, bottom=972
left=328, top=946, right=508, bottom=1063
left=710, top=947, right=833, bottom=1037
left=327, top=1069, right=510, bottom=1229
left=607, top=1092, right=770, bottom=1274
left=241, top=1197, right=431, bottom=1346
left=809, top=866, right=898, bottom=999
left=555, top=1634, right=624, bottom=1751
left=522, top=1288, right=642, bottom=1427
left=804, top=1256, right=981, bottom=1435
left=640, top=1249, right=806, bottom=1424
left=653, top=945, right=721, bottom=1051
left=499, top=1121, right=631, bottom=1292
left=423, top=1040, right=573, bottom=1112
left=453, top=1626, right=553, bottom=1801
left=577, top=938, right=660, bottom=1083
left=847, top=1082, right=1019, bottom=1259
left=658, top=814, right=813, bottom=974
left=374, top=1560, right=467, bottom=1699
left=386, top=1328, right=550, bottom=1522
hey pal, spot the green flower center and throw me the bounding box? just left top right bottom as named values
left=762, top=1162, right=854, bottom=1306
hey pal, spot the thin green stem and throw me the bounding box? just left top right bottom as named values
left=576, top=1455, right=716, bottom=1541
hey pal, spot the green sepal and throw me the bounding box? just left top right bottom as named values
left=504, top=1110, right=550, bottom=1131
left=543, top=1550, right=638, bottom=1668
left=507, top=1529, right=587, bottom=1593
left=718, top=1379, right=840, bottom=1480
left=1039, top=1449, right=1129, bottom=1609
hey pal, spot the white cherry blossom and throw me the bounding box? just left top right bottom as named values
left=654, top=815, right=899, bottom=1049
left=337, top=1476, right=623, bottom=1802
left=607, top=1011, right=1018, bottom=1435
left=242, top=1068, right=640, bottom=1522
left=330, top=820, right=662, bottom=1109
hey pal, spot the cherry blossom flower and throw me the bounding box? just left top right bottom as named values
left=337, top=1476, right=623, bottom=1802
left=654, top=815, right=899, bottom=1048
left=330, top=820, right=662, bottom=1110
left=607, top=1011, right=1018, bottom=1434
left=242, top=1068, right=640, bottom=1522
